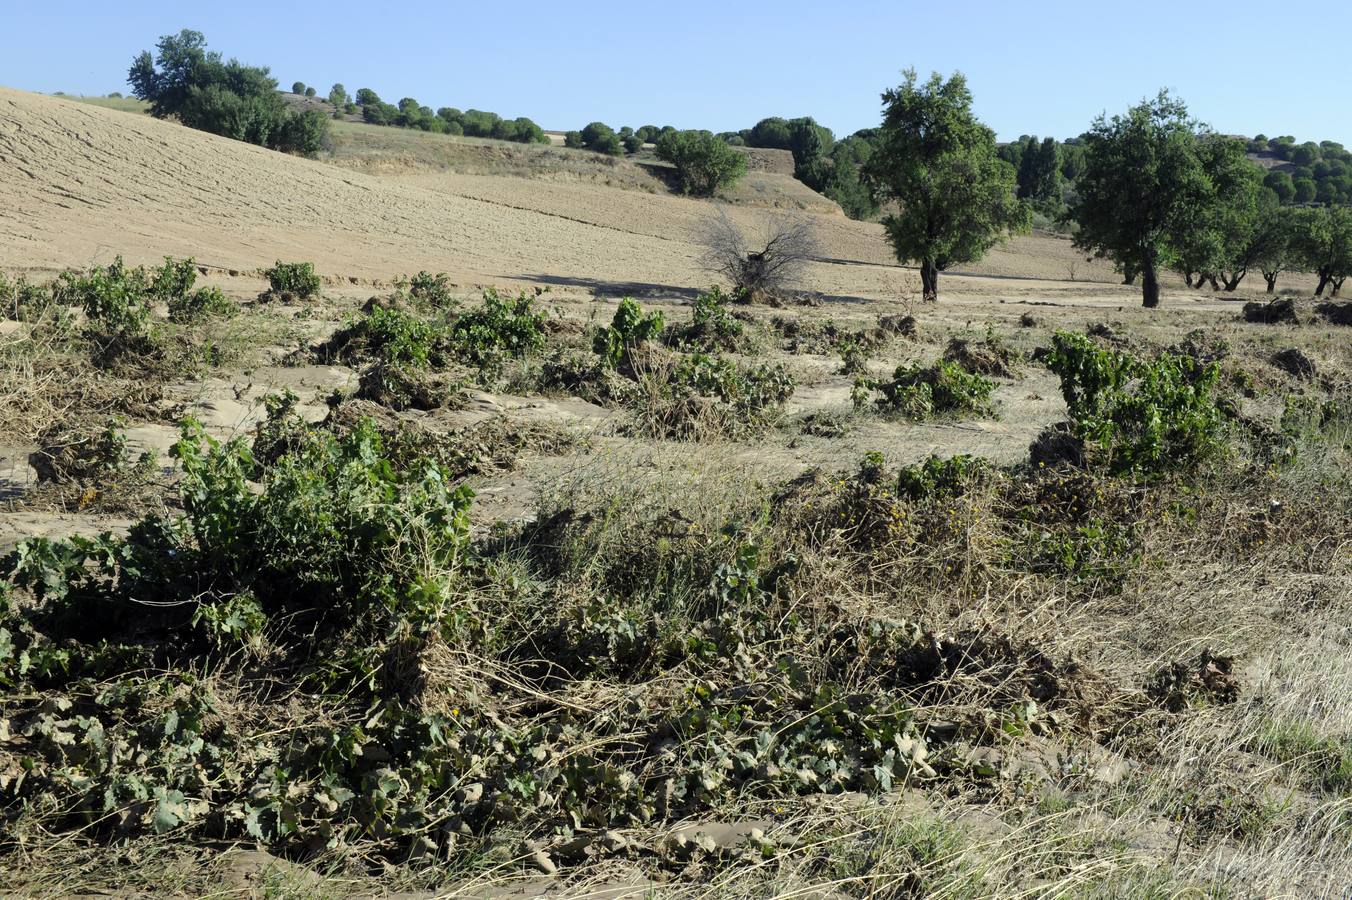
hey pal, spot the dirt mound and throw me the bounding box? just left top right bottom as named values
left=732, top=146, right=797, bottom=176
left=1242, top=298, right=1300, bottom=324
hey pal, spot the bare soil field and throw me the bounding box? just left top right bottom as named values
left=1, top=87, right=1350, bottom=899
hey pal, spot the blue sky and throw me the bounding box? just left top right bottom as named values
left=3, top=0, right=1348, bottom=145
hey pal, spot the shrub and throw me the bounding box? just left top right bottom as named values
left=671, top=352, right=794, bottom=418
left=449, top=288, right=547, bottom=366
left=148, top=256, right=198, bottom=300
left=855, top=360, right=997, bottom=420
left=7, top=416, right=473, bottom=640
left=895, top=453, right=991, bottom=501
left=56, top=257, right=153, bottom=337
left=1045, top=331, right=1224, bottom=476
left=564, top=130, right=583, bottom=149
left=364, top=306, right=438, bottom=366
left=592, top=298, right=664, bottom=367
left=399, top=271, right=455, bottom=308
left=263, top=261, right=321, bottom=300
left=655, top=129, right=748, bottom=195
left=699, top=212, right=819, bottom=301
left=0, top=272, right=57, bottom=322
left=665, top=286, right=746, bottom=352
left=168, top=286, right=235, bottom=323
left=627, top=352, right=795, bottom=440
left=942, top=326, right=1021, bottom=378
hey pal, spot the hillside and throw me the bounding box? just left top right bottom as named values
left=2, top=88, right=1125, bottom=298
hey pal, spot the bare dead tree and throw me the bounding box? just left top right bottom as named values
left=698, top=210, right=820, bottom=302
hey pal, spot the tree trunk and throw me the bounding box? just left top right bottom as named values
left=920, top=259, right=939, bottom=302
left=1333, top=276, right=1346, bottom=298
left=1183, top=272, right=1195, bottom=288
left=1142, top=256, right=1161, bottom=309
left=1206, top=274, right=1220, bottom=291
left=1223, top=270, right=1245, bottom=291
left=1315, top=271, right=1330, bottom=297
left=1263, top=271, right=1278, bottom=293
left=1122, top=262, right=1138, bottom=286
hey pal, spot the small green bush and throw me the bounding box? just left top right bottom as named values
left=665, top=286, right=747, bottom=352
left=855, top=360, right=997, bottom=420
left=0, top=272, right=56, bottom=322
left=896, top=454, right=991, bottom=501
left=593, top=298, right=664, bottom=367
left=627, top=352, right=795, bottom=440
left=56, top=256, right=153, bottom=337
left=672, top=352, right=794, bottom=418
left=263, top=261, right=321, bottom=300
left=168, top=286, right=235, bottom=323
left=449, top=288, right=547, bottom=365
left=362, top=306, right=437, bottom=366
left=148, top=256, right=199, bottom=301
left=400, top=271, right=455, bottom=308
left=1045, top=331, right=1224, bottom=476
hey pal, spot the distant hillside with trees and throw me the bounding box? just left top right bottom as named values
left=1245, top=135, right=1352, bottom=205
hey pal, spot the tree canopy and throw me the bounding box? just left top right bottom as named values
left=1292, top=204, right=1352, bottom=297
left=1069, top=91, right=1217, bottom=308
left=654, top=130, right=748, bottom=196
left=862, top=70, right=1029, bottom=301
left=128, top=30, right=328, bottom=156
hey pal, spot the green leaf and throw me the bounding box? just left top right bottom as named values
left=152, top=787, right=188, bottom=833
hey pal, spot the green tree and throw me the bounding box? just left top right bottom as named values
left=355, top=87, right=380, bottom=106
left=128, top=30, right=328, bottom=155
left=1292, top=205, right=1352, bottom=296
left=1291, top=142, right=1321, bottom=166
left=1069, top=91, right=1214, bottom=308
left=786, top=117, right=834, bottom=168
left=327, top=83, right=348, bottom=108
left=291, top=81, right=305, bottom=95
left=1059, top=142, right=1087, bottom=181
left=304, top=85, right=316, bottom=98
left=1170, top=135, right=1266, bottom=290
left=1263, top=170, right=1295, bottom=203
left=564, top=130, right=583, bottom=149
left=747, top=117, right=792, bottom=149
left=580, top=121, right=622, bottom=154
left=862, top=70, right=1029, bottom=302
left=654, top=130, right=748, bottom=196
left=1256, top=206, right=1300, bottom=293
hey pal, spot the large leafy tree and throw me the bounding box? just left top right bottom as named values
left=1255, top=206, right=1301, bottom=293
left=1070, top=91, right=1212, bottom=308
left=1293, top=205, right=1352, bottom=297
left=863, top=70, right=1029, bottom=302
left=1170, top=135, right=1267, bottom=291
left=128, top=29, right=328, bottom=155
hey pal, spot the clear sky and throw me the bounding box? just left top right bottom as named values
left=3, top=0, right=1348, bottom=145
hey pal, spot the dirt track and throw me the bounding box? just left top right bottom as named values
left=1, top=87, right=1134, bottom=302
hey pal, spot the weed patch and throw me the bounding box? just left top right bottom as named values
left=854, top=359, right=997, bottom=420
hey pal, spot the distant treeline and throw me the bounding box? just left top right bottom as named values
left=349, top=88, right=548, bottom=145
